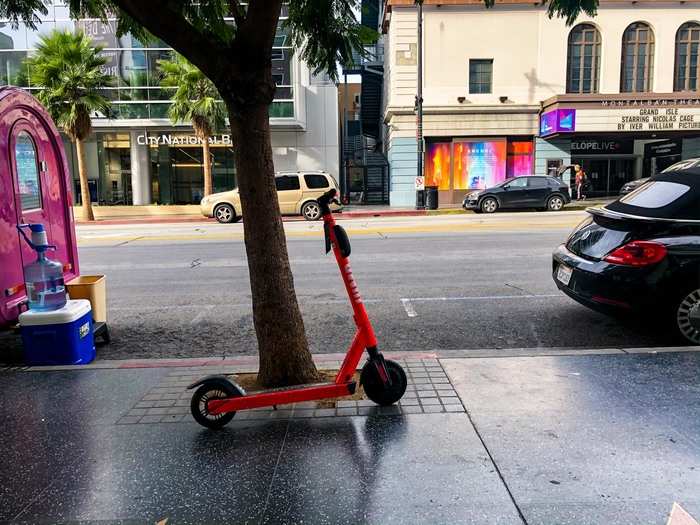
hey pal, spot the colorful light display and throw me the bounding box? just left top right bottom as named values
left=425, top=138, right=530, bottom=192
left=454, top=140, right=507, bottom=190
left=425, top=142, right=451, bottom=190
left=507, top=140, right=534, bottom=178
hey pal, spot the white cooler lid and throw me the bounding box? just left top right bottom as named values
left=19, top=299, right=92, bottom=327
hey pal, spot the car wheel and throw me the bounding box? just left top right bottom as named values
left=214, top=203, right=236, bottom=224
left=547, top=195, right=564, bottom=211
left=480, top=197, right=498, bottom=214
left=302, top=200, right=322, bottom=221
left=675, top=288, right=700, bottom=345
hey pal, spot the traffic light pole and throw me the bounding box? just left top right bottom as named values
left=415, top=0, right=424, bottom=209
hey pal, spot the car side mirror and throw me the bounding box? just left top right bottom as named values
left=503, top=186, right=509, bottom=190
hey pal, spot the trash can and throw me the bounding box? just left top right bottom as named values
left=425, top=186, right=439, bottom=210
left=66, top=275, right=107, bottom=322
left=415, top=189, right=426, bottom=210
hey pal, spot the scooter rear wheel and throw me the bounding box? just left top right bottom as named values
left=361, top=359, right=407, bottom=406
left=191, top=378, right=241, bottom=429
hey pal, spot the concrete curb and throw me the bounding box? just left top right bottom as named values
left=4, top=346, right=697, bottom=372
left=74, top=206, right=603, bottom=226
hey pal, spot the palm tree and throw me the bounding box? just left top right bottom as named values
left=26, top=30, right=112, bottom=221
left=158, top=53, right=226, bottom=197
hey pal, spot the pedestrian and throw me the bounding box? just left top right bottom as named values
left=574, top=164, right=587, bottom=201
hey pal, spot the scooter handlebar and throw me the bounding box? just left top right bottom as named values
left=318, top=188, right=339, bottom=217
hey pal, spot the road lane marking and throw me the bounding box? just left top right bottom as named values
left=401, top=298, right=417, bottom=318
left=407, top=294, right=561, bottom=302
left=399, top=294, right=563, bottom=317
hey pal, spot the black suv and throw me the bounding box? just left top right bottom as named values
left=463, top=176, right=571, bottom=214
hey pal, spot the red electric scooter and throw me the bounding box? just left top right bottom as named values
left=188, top=188, right=407, bottom=429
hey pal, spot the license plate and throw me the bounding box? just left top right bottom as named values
left=557, top=264, right=573, bottom=286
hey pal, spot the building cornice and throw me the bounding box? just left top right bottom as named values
left=91, top=118, right=307, bottom=131
left=542, top=92, right=700, bottom=111
left=382, top=0, right=700, bottom=31
left=384, top=104, right=540, bottom=123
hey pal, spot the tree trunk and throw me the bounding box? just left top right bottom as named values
left=202, top=136, right=213, bottom=197
left=75, top=138, right=94, bottom=221
left=228, top=101, right=319, bottom=387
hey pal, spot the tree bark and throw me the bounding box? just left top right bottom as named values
left=202, top=137, right=213, bottom=196
left=228, top=101, right=319, bottom=387
left=75, top=138, right=94, bottom=221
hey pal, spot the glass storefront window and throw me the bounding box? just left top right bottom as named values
left=506, top=140, right=534, bottom=178
left=454, top=140, right=507, bottom=190
left=146, top=49, right=174, bottom=87
left=270, top=101, right=294, bottom=118
left=0, top=23, right=27, bottom=50
left=4, top=12, right=296, bottom=121
left=0, top=51, right=29, bottom=86
left=425, top=142, right=451, bottom=190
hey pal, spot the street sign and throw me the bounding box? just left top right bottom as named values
left=415, top=176, right=425, bottom=190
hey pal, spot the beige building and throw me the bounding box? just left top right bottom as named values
left=381, top=0, right=700, bottom=206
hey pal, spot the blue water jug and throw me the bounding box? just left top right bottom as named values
left=17, top=224, right=67, bottom=311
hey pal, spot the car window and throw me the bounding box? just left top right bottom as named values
left=275, top=175, right=300, bottom=191
left=528, top=177, right=547, bottom=188
left=619, top=181, right=690, bottom=208
left=504, top=178, right=528, bottom=189
left=304, top=174, right=329, bottom=189
left=547, top=178, right=562, bottom=187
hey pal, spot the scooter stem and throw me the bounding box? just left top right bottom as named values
left=319, top=189, right=378, bottom=349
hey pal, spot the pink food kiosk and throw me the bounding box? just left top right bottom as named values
left=0, top=87, right=80, bottom=328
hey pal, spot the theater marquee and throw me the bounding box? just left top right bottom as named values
left=540, top=94, right=700, bottom=137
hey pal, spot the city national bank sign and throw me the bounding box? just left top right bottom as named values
left=136, top=133, right=233, bottom=146
left=540, top=97, right=700, bottom=137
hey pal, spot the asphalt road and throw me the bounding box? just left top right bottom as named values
left=65, top=212, right=677, bottom=360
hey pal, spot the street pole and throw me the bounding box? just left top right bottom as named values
left=343, top=72, right=349, bottom=202
left=415, top=0, right=424, bottom=209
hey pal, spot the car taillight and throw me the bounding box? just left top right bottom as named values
left=603, top=241, right=667, bottom=267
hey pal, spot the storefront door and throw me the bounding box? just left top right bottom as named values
left=573, top=157, right=635, bottom=197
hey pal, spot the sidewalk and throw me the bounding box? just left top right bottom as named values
left=73, top=199, right=614, bottom=225
left=1, top=348, right=698, bottom=524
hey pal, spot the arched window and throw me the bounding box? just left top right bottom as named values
left=567, top=24, right=601, bottom=94
left=621, top=22, right=655, bottom=93
left=675, top=22, right=700, bottom=91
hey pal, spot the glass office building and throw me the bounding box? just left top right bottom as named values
left=0, top=2, right=338, bottom=205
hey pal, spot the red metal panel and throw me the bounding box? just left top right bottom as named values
left=335, top=330, right=366, bottom=384
left=207, top=382, right=355, bottom=414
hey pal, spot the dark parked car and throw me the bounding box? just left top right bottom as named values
left=553, top=160, right=700, bottom=344
left=463, top=176, right=571, bottom=214
left=619, top=177, right=650, bottom=195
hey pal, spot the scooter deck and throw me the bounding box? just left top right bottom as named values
left=208, top=381, right=357, bottom=414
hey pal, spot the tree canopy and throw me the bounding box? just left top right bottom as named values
left=26, top=29, right=111, bottom=141
left=4, top=1, right=598, bottom=89
left=159, top=54, right=226, bottom=140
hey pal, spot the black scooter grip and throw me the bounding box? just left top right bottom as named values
left=318, top=188, right=337, bottom=216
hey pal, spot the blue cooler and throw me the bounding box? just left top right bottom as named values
left=19, top=299, right=95, bottom=365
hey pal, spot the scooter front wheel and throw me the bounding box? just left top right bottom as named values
left=361, top=359, right=407, bottom=406
left=190, top=378, right=241, bottom=429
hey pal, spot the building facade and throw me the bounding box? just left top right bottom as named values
left=380, top=0, right=700, bottom=206
left=0, top=2, right=339, bottom=205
